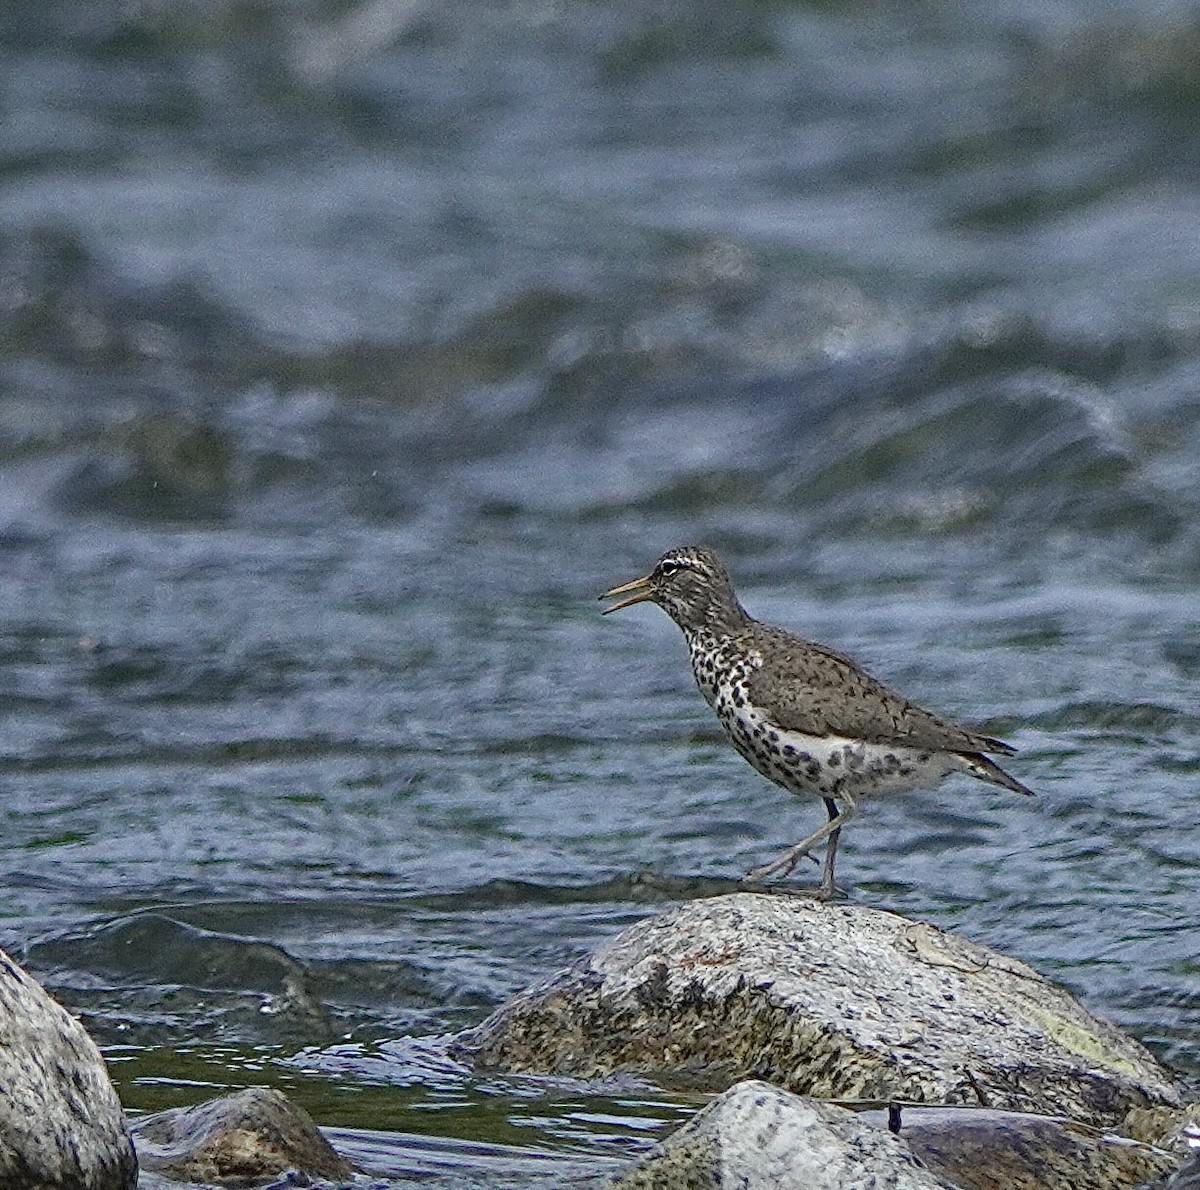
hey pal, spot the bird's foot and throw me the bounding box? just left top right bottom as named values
left=811, top=876, right=844, bottom=902
left=741, top=870, right=842, bottom=901
left=744, top=843, right=818, bottom=884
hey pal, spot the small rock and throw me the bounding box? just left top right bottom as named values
left=882, top=1106, right=1178, bottom=1190
left=606, top=1080, right=956, bottom=1190
left=0, top=949, right=137, bottom=1189
left=1125, top=1102, right=1200, bottom=1155
left=131, top=1086, right=354, bottom=1185
left=460, top=893, right=1178, bottom=1127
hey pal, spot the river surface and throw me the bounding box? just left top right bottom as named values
left=2, top=0, right=1200, bottom=1184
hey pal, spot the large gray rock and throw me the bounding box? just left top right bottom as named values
left=0, top=949, right=137, bottom=1189
left=606, top=1080, right=957, bottom=1190
left=461, top=893, right=1179, bottom=1128
left=131, top=1086, right=354, bottom=1184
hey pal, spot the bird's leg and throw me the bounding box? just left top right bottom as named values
left=745, top=793, right=857, bottom=888
left=815, top=797, right=842, bottom=901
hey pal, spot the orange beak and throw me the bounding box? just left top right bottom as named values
left=599, top=573, right=655, bottom=614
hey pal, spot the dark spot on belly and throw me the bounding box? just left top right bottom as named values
left=828, top=752, right=840, bottom=768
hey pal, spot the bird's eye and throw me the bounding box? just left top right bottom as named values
left=658, top=560, right=681, bottom=576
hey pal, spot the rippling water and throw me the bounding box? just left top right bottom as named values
left=2, top=0, right=1200, bottom=1184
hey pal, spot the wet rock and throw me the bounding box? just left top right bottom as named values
left=0, top=948, right=137, bottom=1189
left=131, top=1087, right=354, bottom=1185
left=461, top=892, right=1178, bottom=1127
left=605, top=1080, right=956, bottom=1190
left=883, top=1105, right=1179, bottom=1190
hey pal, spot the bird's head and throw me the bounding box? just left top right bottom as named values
left=600, top=545, right=747, bottom=634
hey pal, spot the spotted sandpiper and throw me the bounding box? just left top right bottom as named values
left=600, top=545, right=1035, bottom=898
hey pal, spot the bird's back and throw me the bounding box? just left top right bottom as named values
left=735, top=621, right=1015, bottom=758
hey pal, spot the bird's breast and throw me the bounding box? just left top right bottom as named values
left=686, top=635, right=761, bottom=710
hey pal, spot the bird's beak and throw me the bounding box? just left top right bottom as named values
left=599, top=573, right=655, bottom=614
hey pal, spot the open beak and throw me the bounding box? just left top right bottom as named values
left=599, top=573, right=655, bottom=614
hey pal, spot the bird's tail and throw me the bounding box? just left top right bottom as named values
left=958, top=752, right=1036, bottom=797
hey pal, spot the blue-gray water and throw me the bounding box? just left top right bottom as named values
left=2, top=0, right=1200, bottom=1184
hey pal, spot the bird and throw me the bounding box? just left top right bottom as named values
left=599, top=545, right=1035, bottom=898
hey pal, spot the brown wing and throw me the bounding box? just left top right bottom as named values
left=744, top=627, right=1015, bottom=756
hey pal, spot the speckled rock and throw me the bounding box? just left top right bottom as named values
left=882, top=1106, right=1179, bottom=1190
left=131, top=1086, right=354, bottom=1185
left=460, top=893, right=1179, bottom=1128
left=606, top=1080, right=957, bottom=1190
left=0, top=948, right=137, bottom=1189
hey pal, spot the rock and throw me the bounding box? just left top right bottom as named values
left=131, top=1087, right=354, bottom=1185
left=881, top=1105, right=1179, bottom=1190
left=605, top=1080, right=957, bottom=1190
left=1125, top=1102, right=1200, bottom=1155
left=460, top=893, right=1178, bottom=1128
left=0, top=948, right=137, bottom=1189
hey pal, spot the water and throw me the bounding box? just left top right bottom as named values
left=2, top=0, right=1200, bottom=1184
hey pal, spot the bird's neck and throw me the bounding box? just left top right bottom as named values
left=680, top=601, right=753, bottom=646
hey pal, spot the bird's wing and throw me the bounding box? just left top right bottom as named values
left=745, top=632, right=1014, bottom=756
